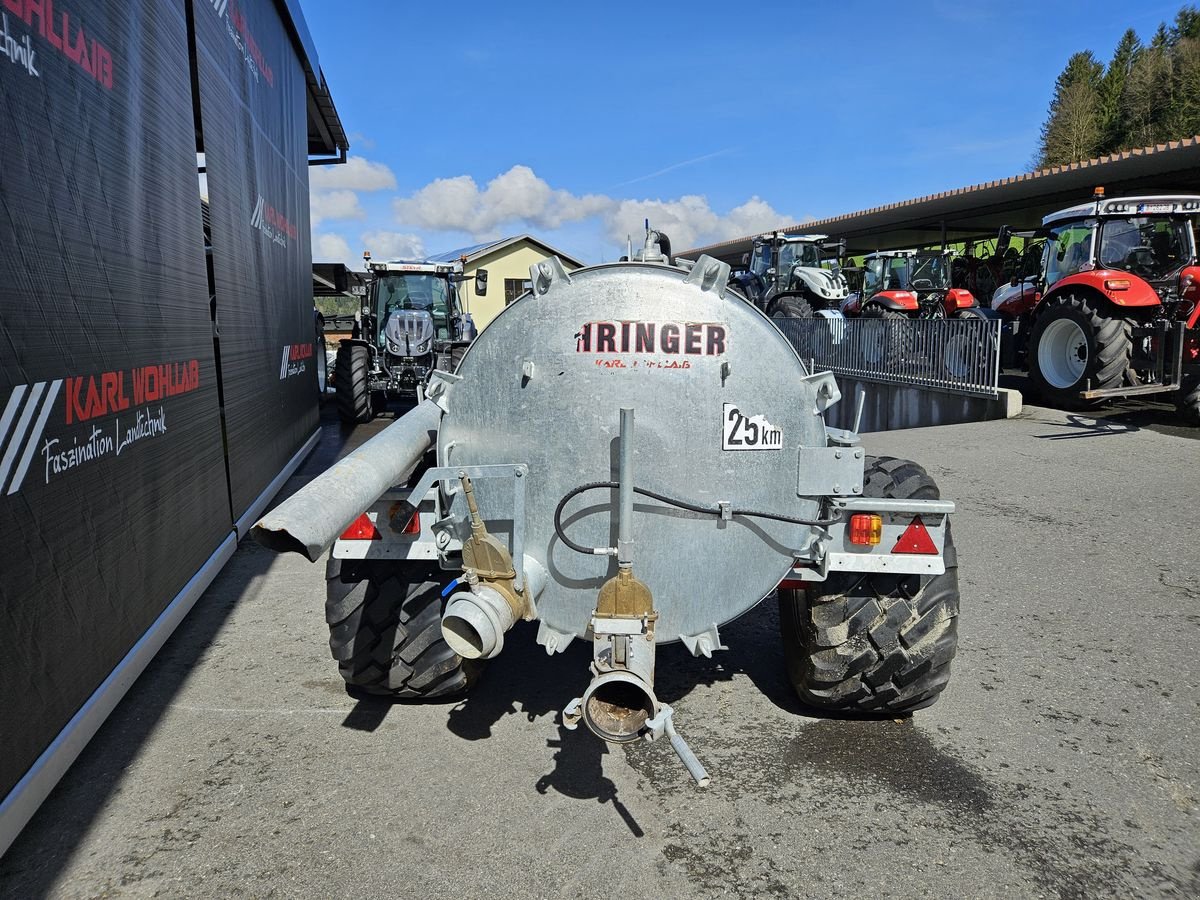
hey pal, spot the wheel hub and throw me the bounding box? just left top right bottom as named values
left=1038, top=318, right=1088, bottom=389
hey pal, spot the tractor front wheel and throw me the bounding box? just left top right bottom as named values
left=859, top=306, right=911, bottom=368
left=1178, top=366, right=1200, bottom=426
left=778, top=456, right=960, bottom=714
left=768, top=295, right=815, bottom=358
left=335, top=342, right=374, bottom=426
left=943, top=307, right=993, bottom=380
left=768, top=295, right=815, bottom=320
left=1029, top=293, right=1130, bottom=408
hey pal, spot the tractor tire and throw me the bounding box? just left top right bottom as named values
left=325, top=557, right=481, bottom=699
left=778, top=456, right=959, bottom=714
left=767, top=295, right=815, bottom=360
left=768, top=295, right=815, bottom=320
left=859, top=305, right=911, bottom=369
left=1028, top=293, right=1131, bottom=409
left=943, top=307, right=993, bottom=380
left=1178, top=366, right=1200, bottom=426
left=335, top=343, right=374, bottom=426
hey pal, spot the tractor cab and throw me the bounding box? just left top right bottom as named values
left=371, top=269, right=459, bottom=355
left=735, top=233, right=848, bottom=314
left=1038, top=195, right=1200, bottom=300
left=853, top=250, right=975, bottom=319
left=748, top=234, right=823, bottom=280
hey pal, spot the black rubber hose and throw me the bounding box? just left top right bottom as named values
left=552, top=481, right=839, bottom=557
left=654, top=230, right=672, bottom=264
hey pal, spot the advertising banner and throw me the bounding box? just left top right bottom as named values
left=0, top=0, right=230, bottom=798
left=192, top=0, right=317, bottom=522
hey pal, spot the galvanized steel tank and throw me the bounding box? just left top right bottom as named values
left=438, top=259, right=828, bottom=644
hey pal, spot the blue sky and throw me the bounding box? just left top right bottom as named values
left=301, top=0, right=1188, bottom=268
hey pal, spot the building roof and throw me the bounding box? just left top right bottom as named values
left=189, top=1, right=347, bottom=161
left=425, top=234, right=587, bottom=269
left=680, top=136, right=1200, bottom=262
left=273, top=0, right=348, bottom=160
left=312, top=262, right=366, bottom=297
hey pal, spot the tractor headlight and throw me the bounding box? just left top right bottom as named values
left=414, top=338, right=431, bottom=355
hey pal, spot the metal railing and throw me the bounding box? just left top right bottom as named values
left=773, top=316, right=1001, bottom=397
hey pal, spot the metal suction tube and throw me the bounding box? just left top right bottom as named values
left=251, top=399, right=443, bottom=561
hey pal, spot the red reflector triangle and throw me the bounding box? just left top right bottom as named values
left=892, top=517, right=937, bottom=554
left=340, top=513, right=381, bottom=541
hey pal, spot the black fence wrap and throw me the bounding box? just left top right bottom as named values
left=193, top=0, right=316, bottom=521
left=0, top=0, right=319, bottom=803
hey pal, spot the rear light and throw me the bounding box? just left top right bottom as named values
left=400, top=510, right=421, bottom=535
left=892, top=517, right=938, bottom=555
left=340, top=513, right=380, bottom=541
left=849, top=514, right=882, bottom=546
left=1104, top=278, right=1131, bottom=291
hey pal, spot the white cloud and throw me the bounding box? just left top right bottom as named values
left=310, top=189, right=365, bottom=227
left=718, top=197, right=793, bottom=241
left=602, top=196, right=720, bottom=251
left=394, top=165, right=611, bottom=237
left=391, top=164, right=790, bottom=251
left=361, top=230, right=426, bottom=262
left=313, top=233, right=355, bottom=267
left=310, top=156, right=397, bottom=191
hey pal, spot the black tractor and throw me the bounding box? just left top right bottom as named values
left=335, top=256, right=485, bottom=425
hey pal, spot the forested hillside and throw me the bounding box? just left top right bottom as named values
left=1038, top=6, right=1200, bottom=167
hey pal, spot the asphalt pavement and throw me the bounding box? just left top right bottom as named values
left=1, top=398, right=1197, bottom=899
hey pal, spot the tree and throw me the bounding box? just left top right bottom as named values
left=1032, top=4, right=1200, bottom=168
left=1166, top=34, right=1200, bottom=138
left=1117, top=40, right=1172, bottom=149
left=1099, top=30, right=1141, bottom=147
left=1038, top=52, right=1105, bottom=168
left=1171, top=6, right=1200, bottom=43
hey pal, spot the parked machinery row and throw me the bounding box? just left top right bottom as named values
left=724, top=189, right=1200, bottom=424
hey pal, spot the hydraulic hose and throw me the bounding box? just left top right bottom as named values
left=552, top=481, right=839, bottom=557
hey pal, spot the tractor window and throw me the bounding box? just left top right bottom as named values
left=1044, top=224, right=1094, bottom=286
left=1097, top=217, right=1189, bottom=280
left=374, top=273, right=455, bottom=340
left=863, top=258, right=885, bottom=295
left=778, top=242, right=820, bottom=269
left=375, top=274, right=448, bottom=315
left=887, top=256, right=908, bottom=290
left=749, top=244, right=772, bottom=279
left=910, top=255, right=949, bottom=290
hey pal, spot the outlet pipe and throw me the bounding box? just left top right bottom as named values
left=582, top=670, right=658, bottom=743
left=252, top=399, right=442, bottom=561
left=441, top=555, right=547, bottom=660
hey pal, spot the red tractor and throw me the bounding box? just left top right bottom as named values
left=842, top=249, right=981, bottom=321
left=986, top=191, right=1200, bottom=422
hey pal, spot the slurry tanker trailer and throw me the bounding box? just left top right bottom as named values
left=252, top=232, right=961, bottom=783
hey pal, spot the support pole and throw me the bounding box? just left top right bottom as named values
left=617, top=406, right=634, bottom=567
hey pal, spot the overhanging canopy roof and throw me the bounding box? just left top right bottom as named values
left=681, top=137, right=1200, bottom=263
left=312, top=263, right=365, bottom=296
left=274, top=0, right=348, bottom=160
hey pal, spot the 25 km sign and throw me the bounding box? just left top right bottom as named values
left=722, top=403, right=783, bottom=451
